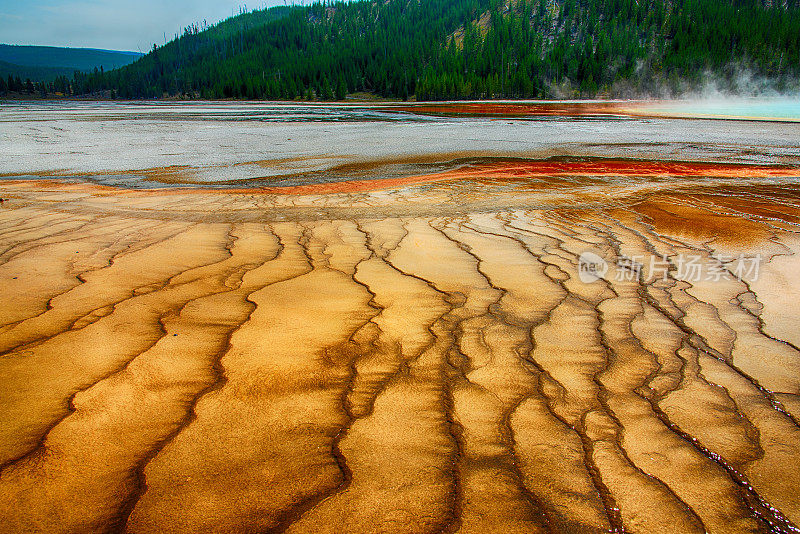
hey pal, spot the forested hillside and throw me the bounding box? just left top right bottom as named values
left=11, top=0, right=800, bottom=100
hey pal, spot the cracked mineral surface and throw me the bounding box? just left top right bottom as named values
left=1, top=101, right=799, bottom=533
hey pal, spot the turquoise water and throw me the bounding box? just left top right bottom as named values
left=650, top=97, right=800, bottom=121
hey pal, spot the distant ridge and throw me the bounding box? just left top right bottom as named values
left=0, top=60, right=76, bottom=82
left=0, top=44, right=143, bottom=81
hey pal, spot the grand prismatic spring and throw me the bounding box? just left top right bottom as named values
left=1, top=100, right=800, bottom=533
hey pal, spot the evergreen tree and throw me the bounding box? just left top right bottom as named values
left=335, top=77, right=347, bottom=100
left=321, top=77, right=333, bottom=100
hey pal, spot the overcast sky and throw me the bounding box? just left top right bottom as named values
left=0, top=0, right=291, bottom=52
